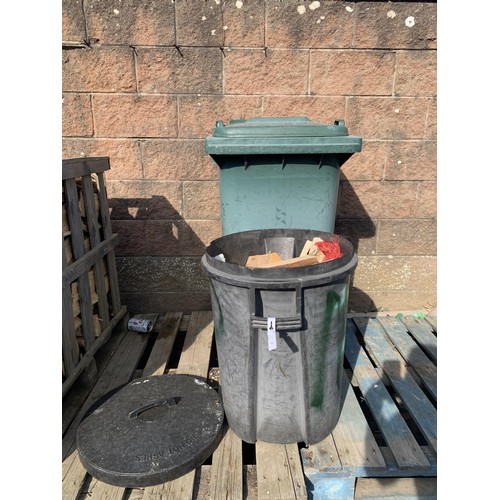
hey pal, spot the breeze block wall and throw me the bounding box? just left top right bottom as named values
left=62, top=0, right=437, bottom=314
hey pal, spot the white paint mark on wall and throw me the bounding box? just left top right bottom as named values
left=397, top=160, right=402, bottom=165
left=394, top=108, right=400, bottom=113
left=211, top=29, right=216, bottom=35
left=309, top=1, right=320, bottom=11
left=236, top=0, right=243, bottom=8
left=346, top=6, right=353, bottom=13
left=223, top=25, right=228, bottom=30
left=405, top=16, right=416, bottom=27
left=215, top=0, right=221, bottom=4
left=387, top=10, right=396, bottom=19
left=113, top=9, right=119, bottom=15
left=202, top=16, right=207, bottom=21
left=297, top=5, right=306, bottom=15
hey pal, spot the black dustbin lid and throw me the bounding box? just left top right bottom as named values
left=76, top=374, right=224, bottom=488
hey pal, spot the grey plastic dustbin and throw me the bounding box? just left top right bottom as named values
left=201, top=228, right=357, bottom=445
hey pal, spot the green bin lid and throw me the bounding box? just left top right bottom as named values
left=205, top=117, right=362, bottom=155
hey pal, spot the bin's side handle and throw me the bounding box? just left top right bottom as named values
left=249, top=284, right=303, bottom=331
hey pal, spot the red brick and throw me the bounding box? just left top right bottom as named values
left=62, top=93, right=93, bottom=137
left=147, top=219, right=221, bottom=256
left=116, top=256, right=209, bottom=292
left=424, top=98, right=436, bottom=140
left=341, top=141, right=385, bottom=181
left=406, top=257, right=437, bottom=290
left=262, top=96, right=345, bottom=123
left=112, top=220, right=150, bottom=256
left=354, top=2, right=437, bottom=49
left=142, top=140, right=218, bottom=181
left=62, top=46, right=135, bottom=92
left=352, top=256, right=436, bottom=291
left=346, top=97, right=429, bottom=140
left=395, top=50, right=436, bottom=97
left=63, top=0, right=86, bottom=42
left=178, top=95, right=262, bottom=138
left=62, top=138, right=143, bottom=180
left=377, top=220, right=437, bottom=255
left=348, top=289, right=437, bottom=313
left=337, top=180, right=417, bottom=219
left=106, top=180, right=182, bottom=219
left=121, top=291, right=212, bottom=314
left=414, top=182, right=436, bottom=218
left=222, top=0, right=265, bottom=47
left=183, top=181, right=220, bottom=219
left=136, top=47, right=222, bottom=94
left=175, top=0, right=223, bottom=47
left=385, top=140, right=436, bottom=181
left=334, top=219, right=378, bottom=256
left=93, top=94, right=177, bottom=138
left=266, top=0, right=355, bottom=48
left=224, top=49, right=309, bottom=95
left=310, top=50, right=395, bottom=96
left=84, top=0, right=175, bottom=45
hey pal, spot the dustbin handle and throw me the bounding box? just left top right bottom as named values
left=249, top=284, right=303, bottom=331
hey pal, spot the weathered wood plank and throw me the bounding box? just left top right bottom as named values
left=63, top=237, right=79, bottom=379
left=255, top=441, right=307, bottom=499
left=141, top=470, right=196, bottom=499
left=96, top=171, right=121, bottom=315
left=65, top=177, right=95, bottom=351
left=63, top=157, right=110, bottom=179
left=62, top=235, right=119, bottom=287
left=143, top=312, right=182, bottom=377
left=176, top=310, right=214, bottom=378
left=354, top=477, right=437, bottom=499
left=208, top=426, right=243, bottom=500
left=374, top=317, right=437, bottom=400
left=359, top=319, right=437, bottom=453
left=302, top=433, right=342, bottom=475
left=140, top=311, right=215, bottom=498
left=62, top=306, right=127, bottom=398
left=344, top=321, right=429, bottom=471
left=84, top=481, right=126, bottom=500
left=77, top=314, right=173, bottom=500
left=424, top=315, right=437, bottom=332
left=400, top=317, right=437, bottom=362
left=331, top=371, right=386, bottom=474
left=82, top=174, right=111, bottom=328
left=62, top=330, right=148, bottom=460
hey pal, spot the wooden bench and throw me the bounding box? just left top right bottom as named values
left=62, top=313, right=437, bottom=499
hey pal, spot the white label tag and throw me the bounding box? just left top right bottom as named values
left=267, top=317, right=277, bottom=351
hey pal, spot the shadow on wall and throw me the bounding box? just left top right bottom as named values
left=108, top=194, right=214, bottom=315
left=335, top=179, right=377, bottom=313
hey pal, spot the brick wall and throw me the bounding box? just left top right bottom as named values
left=62, top=0, right=437, bottom=314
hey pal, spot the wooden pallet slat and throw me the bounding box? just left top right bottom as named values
left=143, top=312, right=182, bottom=377
left=375, top=317, right=437, bottom=400
left=82, top=174, right=110, bottom=329
left=400, top=316, right=438, bottom=362
left=209, top=426, right=243, bottom=500
left=358, top=318, right=437, bottom=453
left=255, top=441, right=307, bottom=500
left=344, top=321, right=430, bottom=471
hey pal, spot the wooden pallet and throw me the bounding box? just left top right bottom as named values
left=302, top=316, right=437, bottom=499
left=62, top=157, right=127, bottom=396
left=62, top=312, right=437, bottom=499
